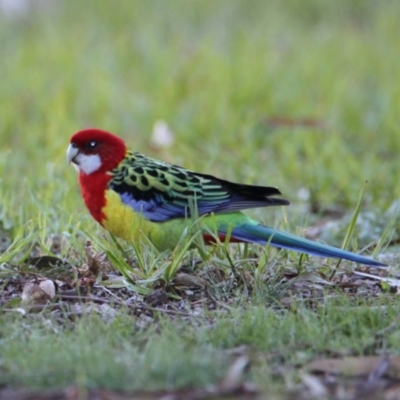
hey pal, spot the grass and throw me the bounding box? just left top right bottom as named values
left=0, top=312, right=228, bottom=390
left=1, top=0, right=400, bottom=398
left=1, top=297, right=398, bottom=395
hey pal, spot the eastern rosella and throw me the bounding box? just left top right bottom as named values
left=67, top=128, right=385, bottom=267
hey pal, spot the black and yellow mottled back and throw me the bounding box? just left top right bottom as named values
left=108, top=150, right=289, bottom=222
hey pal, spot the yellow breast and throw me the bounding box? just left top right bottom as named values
left=101, top=190, right=159, bottom=245
left=100, top=189, right=202, bottom=251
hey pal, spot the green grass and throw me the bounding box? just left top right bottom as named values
left=0, top=312, right=228, bottom=390
left=1, top=297, right=399, bottom=394
left=1, top=0, right=400, bottom=397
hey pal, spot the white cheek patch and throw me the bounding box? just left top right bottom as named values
left=75, top=153, right=102, bottom=175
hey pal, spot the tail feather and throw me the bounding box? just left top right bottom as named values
left=229, top=223, right=386, bottom=267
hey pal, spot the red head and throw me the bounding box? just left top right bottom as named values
left=67, top=128, right=128, bottom=223
left=67, top=128, right=127, bottom=175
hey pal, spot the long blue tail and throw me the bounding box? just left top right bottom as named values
left=230, top=223, right=386, bottom=267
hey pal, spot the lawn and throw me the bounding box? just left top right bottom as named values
left=1, top=1, right=400, bottom=399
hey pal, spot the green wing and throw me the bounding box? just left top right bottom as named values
left=109, top=151, right=289, bottom=222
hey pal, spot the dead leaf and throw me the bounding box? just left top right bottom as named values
left=353, top=271, right=400, bottom=288
left=83, top=240, right=111, bottom=275
left=21, top=279, right=57, bottom=308
left=173, top=273, right=206, bottom=288
left=289, top=272, right=334, bottom=287
left=220, top=355, right=250, bottom=390
left=306, top=355, right=400, bottom=378
left=301, top=373, right=329, bottom=397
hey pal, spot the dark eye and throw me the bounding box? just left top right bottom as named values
left=86, top=141, right=98, bottom=149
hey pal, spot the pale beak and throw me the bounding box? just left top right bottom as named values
left=67, top=144, right=79, bottom=164
left=67, top=144, right=80, bottom=172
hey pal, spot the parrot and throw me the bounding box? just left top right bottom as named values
left=67, top=128, right=386, bottom=268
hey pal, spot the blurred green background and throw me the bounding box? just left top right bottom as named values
left=1, top=1, right=400, bottom=395
left=1, top=0, right=399, bottom=239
